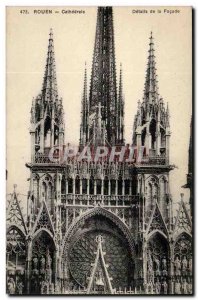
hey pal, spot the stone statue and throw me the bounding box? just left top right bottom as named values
left=182, top=278, right=188, bottom=294
left=174, top=257, right=181, bottom=276
left=162, top=280, right=168, bottom=294
left=155, top=278, right=161, bottom=294
left=7, top=277, right=15, bottom=294
left=147, top=253, right=154, bottom=284
left=33, top=257, right=38, bottom=271
left=188, top=257, right=192, bottom=274
left=40, top=256, right=46, bottom=274
left=188, top=279, right=192, bottom=294
left=49, top=283, right=54, bottom=294
left=154, top=257, right=160, bottom=276
left=182, top=256, right=188, bottom=275
left=162, top=257, right=167, bottom=269
left=17, top=281, right=24, bottom=294
left=175, top=279, right=181, bottom=294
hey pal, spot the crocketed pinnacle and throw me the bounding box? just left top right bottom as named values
left=42, top=28, right=58, bottom=103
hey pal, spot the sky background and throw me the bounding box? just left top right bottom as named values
left=6, top=6, right=192, bottom=214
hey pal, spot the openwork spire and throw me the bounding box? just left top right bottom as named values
left=42, top=28, right=58, bottom=103
left=144, top=32, right=159, bottom=103
left=117, top=64, right=125, bottom=144
left=132, top=33, right=170, bottom=161
left=88, top=7, right=118, bottom=145
left=80, top=63, right=89, bottom=145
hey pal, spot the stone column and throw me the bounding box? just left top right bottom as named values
left=65, top=179, right=68, bottom=194
left=72, top=178, right=75, bottom=194
left=115, top=179, right=118, bottom=195
left=87, top=179, right=90, bottom=195
left=26, top=240, right=32, bottom=294
left=101, top=179, right=104, bottom=195
left=122, top=179, right=125, bottom=195
left=94, top=180, right=97, bottom=195
left=108, top=180, right=111, bottom=195
left=80, top=179, right=82, bottom=194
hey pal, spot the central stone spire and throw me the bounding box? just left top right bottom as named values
left=80, top=7, right=124, bottom=146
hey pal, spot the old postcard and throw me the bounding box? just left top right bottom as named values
left=6, top=6, right=193, bottom=295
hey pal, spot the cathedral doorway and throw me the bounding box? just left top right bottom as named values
left=146, top=232, right=169, bottom=294
left=30, top=230, right=56, bottom=294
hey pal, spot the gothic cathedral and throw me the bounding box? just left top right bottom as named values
left=6, top=7, right=193, bottom=295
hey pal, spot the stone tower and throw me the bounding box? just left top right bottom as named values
left=6, top=7, right=192, bottom=295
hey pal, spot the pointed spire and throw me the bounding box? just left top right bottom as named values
left=117, top=64, right=125, bottom=144
left=80, top=62, right=89, bottom=145
left=144, top=32, right=158, bottom=102
left=89, top=7, right=118, bottom=145
left=6, top=187, right=27, bottom=235
left=42, top=28, right=58, bottom=103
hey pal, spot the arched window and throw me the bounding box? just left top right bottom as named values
left=96, top=179, right=102, bottom=194
left=111, top=179, right=116, bottom=195
left=118, top=177, right=122, bottom=195
left=89, top=176, right=94, bottom=195
left=104, top=177, right=109, bottom=195
left=125, top=179, right=130, bottom=195
left=150, top=119, right=157, bottom=150
left=44, top=116, right=51, bottom=148
left=82, top=179, right=87, bottom=194
left=61, top=176, right=66, bottom=194
left=42, top=181, right=47, bottom=200
left=160, top=128, right=166, bottom=148
left=75, top=176, right=80, bottom=194
left=68, top=178, right=73, bottom=194
left=141, top=127, right=146, bottom=146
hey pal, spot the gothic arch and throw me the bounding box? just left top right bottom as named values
left=146, top=231, right=170, bottom=292
left=174, top=231, right=192, bottom=243
left=61, top=207, right=136, bottom=290
left=30, top=229, right=56, bottom=294
left=32, top=228, right=55, bottom=243
left=61, top=207, right=136, bottom=258
left=147, top=229, right=168, bottom=241
left=7, top=225, right=26, bottom=239
left=173, top=232, right=192, bottom=267
left=6, top=225, right=26, bottom=294
left=146, top=174, right=159, bottom=183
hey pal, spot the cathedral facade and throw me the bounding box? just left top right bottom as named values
left=6, top=7, right=193, bottom=295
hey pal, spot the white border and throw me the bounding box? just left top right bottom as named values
left=1, top=0, right=196, bottom=299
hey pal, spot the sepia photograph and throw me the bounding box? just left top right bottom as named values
left=6, top=6, right=192, bottom=295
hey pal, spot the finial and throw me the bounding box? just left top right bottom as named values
left=13, top=184, right=17, bottom=193
left=49, top=28, right=53, bottom=37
